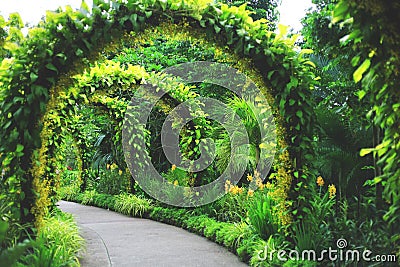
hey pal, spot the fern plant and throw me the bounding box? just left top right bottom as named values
left=313, top=104, right=374, bottom=200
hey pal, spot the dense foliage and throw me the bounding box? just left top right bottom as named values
left=0, top=0, right=315, bottom=227
left=333, top=0, right=400, bottom=229
left=1, top=0, right=399, bottom=265
left=224, top=0, right=281, bottom=29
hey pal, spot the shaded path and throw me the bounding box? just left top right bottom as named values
left=58, top=201, right=248, bottom=267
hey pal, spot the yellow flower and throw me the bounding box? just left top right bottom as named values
left=248, top=189, right=254, bottom=197
left=118, top=170, right=123, bottom=175
left=265, top=182, right=273, bottom=190
left=171, top=164, right=176, bottom=171
left=256, top=178, right=264, bottom=189
left=173, top=180, right=179, bottom=186
left=328, top=184, right=336, bottom=198
left=238, top=187, right=244, bottom=194
left=317, top=176, right=324, bottom=187
left=247, top=174, right=253, bottom=182
left=111, top=163, right=117, bottom=170
left=229, top=185, right=240, bottom=195
left=106, top=164, right=110, bottom=170
left=225, top=180, right=232, bottom=192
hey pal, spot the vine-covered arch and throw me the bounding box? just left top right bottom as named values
left=0, top=0, right=316, bottom=226
left=31, top=60, right=147, bottom=223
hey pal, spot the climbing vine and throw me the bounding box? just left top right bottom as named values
left=333, top=0, right=400, bottom=227
left=0, top=0, right=316, bottom=227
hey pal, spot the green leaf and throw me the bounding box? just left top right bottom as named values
left=0, top=221, right=8, bottom=243
left=214, top=24, right=221, bottom=34
left=259, top=143, right=268, bottom=149
left=16, top=144, right=24, bottom=153
left=30, top=72, right=38, bottom=82
left=360, top=148, right=375, bottom=157
left=299, top=49, right=313, bottom=56
left=303, top=60, right=316, bottom=68
left=353, top=59, right=370, bottom=83
left=357, top=90, right=366, bottom=100
left=267, top=70, right=275, bottom=80
left=237, top=28, right=246, bottom=37
left=45, top=63, right=58, bottom=74
left=351, top=55, right=360, bottom=67
left=332, top=1, right=349, bottom=24
left=159, top=0, right=167, bottom=11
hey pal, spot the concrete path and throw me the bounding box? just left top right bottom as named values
left=58, top=201, right=248, bottom=267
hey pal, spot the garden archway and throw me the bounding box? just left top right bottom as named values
left=0, top=0, right=316, bottom=227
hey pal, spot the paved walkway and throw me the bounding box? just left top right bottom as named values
left=58, top=201, right=248, bottom=267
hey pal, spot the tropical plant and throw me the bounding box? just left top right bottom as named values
left=247, top=191, right=279, bottom=240
left=313, top=104, right=374, bottom=201
left=17, top=211, right=83, bottom=267
left=114, top=193, right=153, bottom=217
left=210, top=190, right=249, bottom=223
left=292, top=177, right=336, bottom=252
left=0, top=220, right=33, bottom=267
left=214, top=96, right=275, bottom=184
left=91, top=124, right=125, bottom=174
left=333, top=0, right=400, bottom=234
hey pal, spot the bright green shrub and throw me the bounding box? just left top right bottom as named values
left=92, top=193, right=116, bottom=210
left=211, top=192, right=249, bottom=222
left=215, top=223, right=244, bottom=248
left=93, top=167, right=129, bottom=195
left=247, top=192, right=280, bottom=240
left=248, top=235, right=290, bottom=267
left=57, top=184, right=80, bottom=202
left=114, top=193, right=153, bottom=217
left=17, top=211, right=83, bottom=267
left=80, top=190, right=97, bottom=206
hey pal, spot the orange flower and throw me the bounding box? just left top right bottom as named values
left=317, top=176, right=324, bottom=187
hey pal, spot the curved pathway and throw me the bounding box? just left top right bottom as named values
left=58, top=201, right=248, bottom=267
